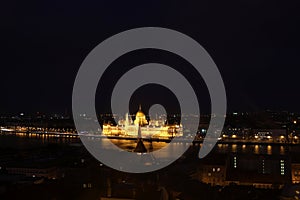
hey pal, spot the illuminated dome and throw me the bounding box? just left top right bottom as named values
left=136, top=111, right=145, bottom=118
left=134, top=105, right=148, bottom=126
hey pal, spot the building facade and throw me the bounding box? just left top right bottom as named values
left=102, top=106, right=183, bottom=138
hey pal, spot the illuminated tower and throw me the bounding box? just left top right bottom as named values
left=134, top=105, right=148, bottom=126
left=125, top=113, right=130, bottom=126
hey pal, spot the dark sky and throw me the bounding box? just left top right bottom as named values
left=1, top=0, right=300, bottom=114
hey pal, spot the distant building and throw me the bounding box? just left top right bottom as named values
left=6, top=167, right=58, bottom=179
left=291, top=163, right=300, bottom=184
left=194, top=153, right=292, bottom=188
left=221, top=126, right=251, bottom=140
left=226, top=154, right=291, bottom=189
left=193, top=154, right=227, bottom=186
left=199, top=165, right=227, bottom=186
left=253, top=129, right=287, bottom=142
left=102, top=105, right=182, bottom=138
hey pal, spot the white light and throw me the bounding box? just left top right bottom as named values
left=234, top=156, right=237, bottom=168
left=280, top=160, right=285, bottom=175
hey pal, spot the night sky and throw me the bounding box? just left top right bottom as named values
left=1, top=0, right=300, bottom=115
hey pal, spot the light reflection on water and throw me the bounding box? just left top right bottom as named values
left=213, top=143, right=291, bottom=156
left=254, top=145, right=259, bottom=154
left=98, top=138, right=189, bottom=160
left=0, top=134, right=298, bottom=156
left=231, top=144, right=237, bottom=153
left=267, top=145, right=272, bottom=155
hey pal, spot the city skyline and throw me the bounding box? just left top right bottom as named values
left=1, top=1, right=300, bottom=199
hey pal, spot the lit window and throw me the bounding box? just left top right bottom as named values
left=280, top=160, right=285, bottom=175
left=233, top=156, right=237, bottom=168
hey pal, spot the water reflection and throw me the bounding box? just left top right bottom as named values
left=1, top=133, right=295, bottom=157
left=254, top=145, right=259, bottom=154
left=231, top=144, right=236, bottom=153
left=280, top=146, right=285, bottom=155
left=267, top=145, right=272, bottom=155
